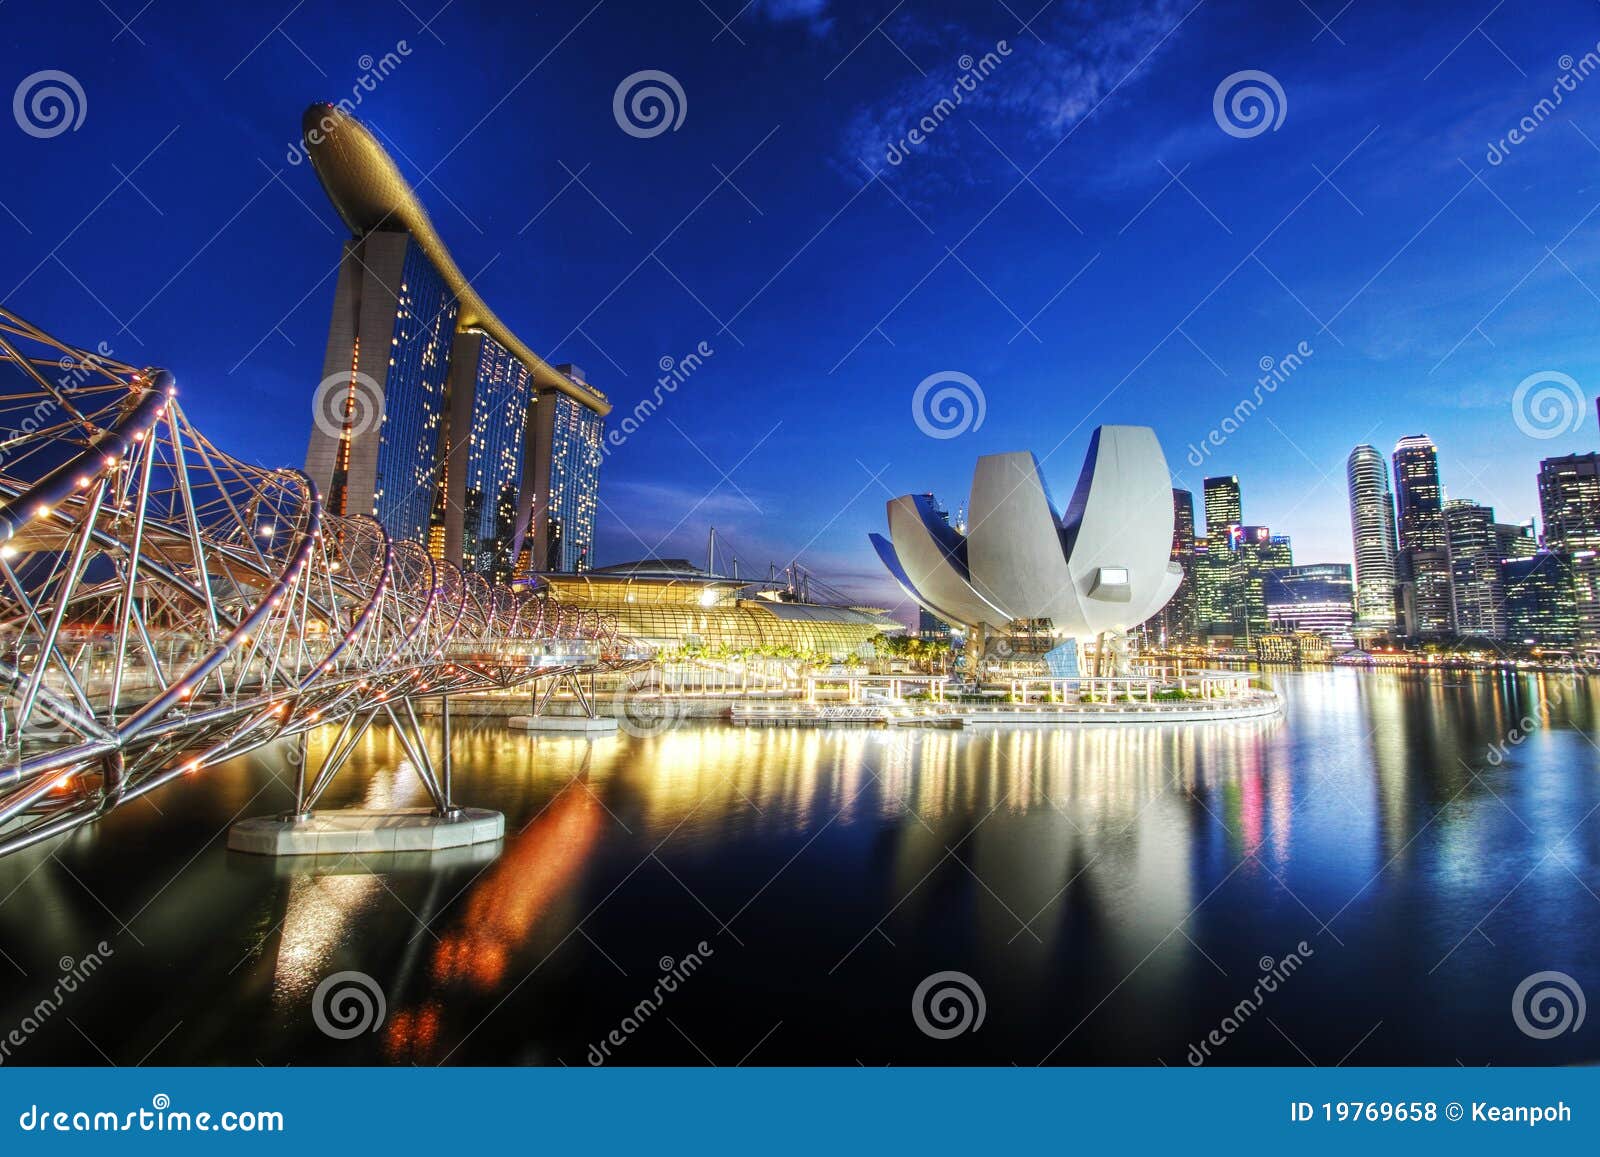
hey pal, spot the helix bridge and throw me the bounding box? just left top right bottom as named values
left=0, top=308, right=647, bottom=859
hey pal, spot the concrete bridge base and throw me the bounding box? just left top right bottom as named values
left=507, top=714, right=619, bottom=733
left=227, top=807, right=504, bottom=857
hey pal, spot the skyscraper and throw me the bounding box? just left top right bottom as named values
left=443, top=330, right=532, bottom=583
left=304, top=231, right=459, bottom=546
left=1537, top=452, right=1600, bottom=644
left=1345, top=445, right=1398, bottom=633
left=1444, top=499, right=1505, bottom=640
left=1391, top=435, right=1452, bottom=639
left=1203, top=475, right=1242, bottom=536
left=1495, top=520, right=1537, bottom=560
left=1159, top=488, right=1198, bottom=646
left=1231, top=526, right=1291, bottom=643
left=520, top=364, right=606, bottom=574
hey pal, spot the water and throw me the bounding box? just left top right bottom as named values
left=1, top=669, right=1596, bottom=1066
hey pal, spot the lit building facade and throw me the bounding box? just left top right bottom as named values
left=1203, top=475, right=1242, bottom=535
left=1538, top=452, right=1600, bottom=645
left=541, top=560, right=902, bottom=659
left=1444, top=499, right=1505, bottom=640
left=1346, top=444, right=1399, bottom=634
left=1156, top=487, right=1198, bottom=646
left=304, top=231, right=458, bottom=546
left=298, top=103, right=609, bottom=568
left=1265, top=563, right=1354, bottom=649
left=521, top=364, right=605, bottom=574
left=1502, top=552, right=1578, bottom=647
left=1392, top=435, right=1452, bottom=639
left=444, top=330, right=532, bottom=583
left=1495, top=520, right=1537, bottom=560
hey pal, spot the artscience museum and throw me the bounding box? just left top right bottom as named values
left=870, top=425, right=1183, bottom=662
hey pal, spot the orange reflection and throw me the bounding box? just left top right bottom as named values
left=430, top=779, right=602, bottom=990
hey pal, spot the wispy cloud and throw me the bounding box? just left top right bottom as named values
left=753, top=0, right=834, bottom=37
left=839, top=0, right=1191, bottom=186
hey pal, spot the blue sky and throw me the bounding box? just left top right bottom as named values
left=5, top=0, right=1600, bottom=613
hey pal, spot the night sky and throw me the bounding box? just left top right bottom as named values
left=5, top=0, right=1600, bottom=614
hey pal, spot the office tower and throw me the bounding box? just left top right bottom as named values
left=1444, top=500, right=1505, bottom=640
left=1231, top=526, right=1291, bottom=643
left=1502, top=552, right=1578, bottom=647
left=1538, top=452, right=1600, bottom=644
left=304, top=231, right=459, bottom=546
left=1203, top=475, right=1242, bottom=536
left=1390, top=435, right=1452, bottom=639
left=1158, top=488, right=1198, bottom=646
left=1193, top=540, right=1235, bottom=641
left=1265, top=563, right=1355, bottom=649
left=520, top=364, right=605, bottom=574
left=442, top=330, right=533, bottom=583
left=1346, top=445, right=1399, bottom=634
left=1495, top=520, right=1537, bottom=560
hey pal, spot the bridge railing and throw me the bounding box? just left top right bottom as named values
left=0, top=307, right=642, bottom=856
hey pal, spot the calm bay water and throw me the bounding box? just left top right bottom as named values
left=1, top=669, right=1597, bottom=1066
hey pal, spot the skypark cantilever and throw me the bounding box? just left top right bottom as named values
left=300, top=102, right=609, bottom=417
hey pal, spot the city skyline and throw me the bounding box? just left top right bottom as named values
left=12, top=0, right=1600, bottom=612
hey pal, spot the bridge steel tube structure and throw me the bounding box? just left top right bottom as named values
left=0, top=308, right=643, bottom=858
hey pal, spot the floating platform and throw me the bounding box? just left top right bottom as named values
left=227, top=807, right=505, bottom=857
left=506, top=714, right=619, bottom=733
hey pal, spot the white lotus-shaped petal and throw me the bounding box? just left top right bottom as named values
left=871, top=425, right=1183, bottom=639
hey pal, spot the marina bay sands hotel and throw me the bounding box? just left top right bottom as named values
left=299, top=103, right=608, bottom=580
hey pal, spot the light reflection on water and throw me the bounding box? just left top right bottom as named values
left=0, top=669, right=1596, bottom=1066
